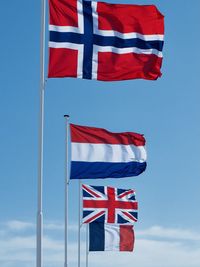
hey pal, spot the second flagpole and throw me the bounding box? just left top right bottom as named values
left=64, top=115, right=70, bottom=267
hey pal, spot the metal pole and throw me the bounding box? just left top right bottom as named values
left=86, top=224, right=89, bottom=267
left=78, top=180, right=82, bottom=267
left=64, top=115, right=70, bottom=267
left=37, top=1, right=46, bottom=267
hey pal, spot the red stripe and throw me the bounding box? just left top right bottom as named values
left=83, top=200, right=138, bottom=210
left=107, top=187, right=116, bottom=223
left=70, top=124, right=145, bottom=146
left=120, top=225, right=134, bottom=251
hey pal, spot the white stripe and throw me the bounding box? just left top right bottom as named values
left=93, top=45, right=163, bottom=57
left=91, top=1, right=98, bottom=79
left=49, top=25, right=82, bottom=33
left=49, top=0, right=84, bottom=34
left=49, top=42, right=83, bottom=78
left=71, top=143, right=147, bottom=163
left=96, top=31, right=164, bottom=41
left=105, top=224, right=120, bottom=251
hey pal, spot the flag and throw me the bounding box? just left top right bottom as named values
left=89, top=223, right=135, bottom=251
left=48, top=0, right=164, bottom=81
left=82, top=184, right=138, bottom=224
left=70, top=124, right=147, bottom=179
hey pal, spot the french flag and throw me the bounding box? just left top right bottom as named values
left=70, top=124, right=147, bottom=179
left=89, top=223, right=135, bottom=251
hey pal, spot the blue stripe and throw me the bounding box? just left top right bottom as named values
left=94, top=35, right=164, bottom=51
left=50, top=31, right=84, bottom=44
left=82, top=1, right=93, bottom=79
left=89, top=223, right=105, bottom=251
left=70, top=161, right=146, bottom=179
left=50, top=31, right=163, bottom=52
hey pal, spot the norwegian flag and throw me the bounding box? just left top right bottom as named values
left=82, top=184, right=138, bottom=224
left=48, top=0, right=164, bottom=81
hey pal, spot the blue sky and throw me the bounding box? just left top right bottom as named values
left=0, top=0, right=200, bottom=266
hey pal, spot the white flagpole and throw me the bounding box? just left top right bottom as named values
left=78, top=180, right=82, bottom=267
left=37, top=0, right=46, bottom=267
left=86, top=224, right=89, bottom=267
left=64, top=115, right=70, bottom=267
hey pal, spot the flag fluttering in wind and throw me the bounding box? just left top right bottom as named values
left=70, top=124, right=147, bottom=179
left=48, top=0, right=164, bottom=81
left=89, top=223, right=135, bottom=251
left=82, top=184, right=138, bottom=224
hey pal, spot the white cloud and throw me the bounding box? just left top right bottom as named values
left=5, top=220, right=34, bottom=231
left=89, top=239, right=200, bottom=267
left=44, top=222, right=64, bottom=230
left=137, top=225, right=200, bottom=241
left=0, top=221, right=200, bottom=267
left=2, top=220, right=78, bottom=232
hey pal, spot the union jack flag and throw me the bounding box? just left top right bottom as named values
left=82, top=184, right=138, bottom=224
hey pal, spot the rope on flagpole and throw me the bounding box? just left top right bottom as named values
left=37, top=1, right=46, bottom=267
left=64, top=115, right=70, bottom=267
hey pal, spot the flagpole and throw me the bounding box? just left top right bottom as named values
left=78, top=180, right=82, bottom=267
left=37, top=0, right=46, bottom=267
left=64, top=115, right=70, bottom=267
left=86, top=224, right=89, bottom=267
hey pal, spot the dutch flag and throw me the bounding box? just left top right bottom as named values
left=70, top=124, right=147, bottom=179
